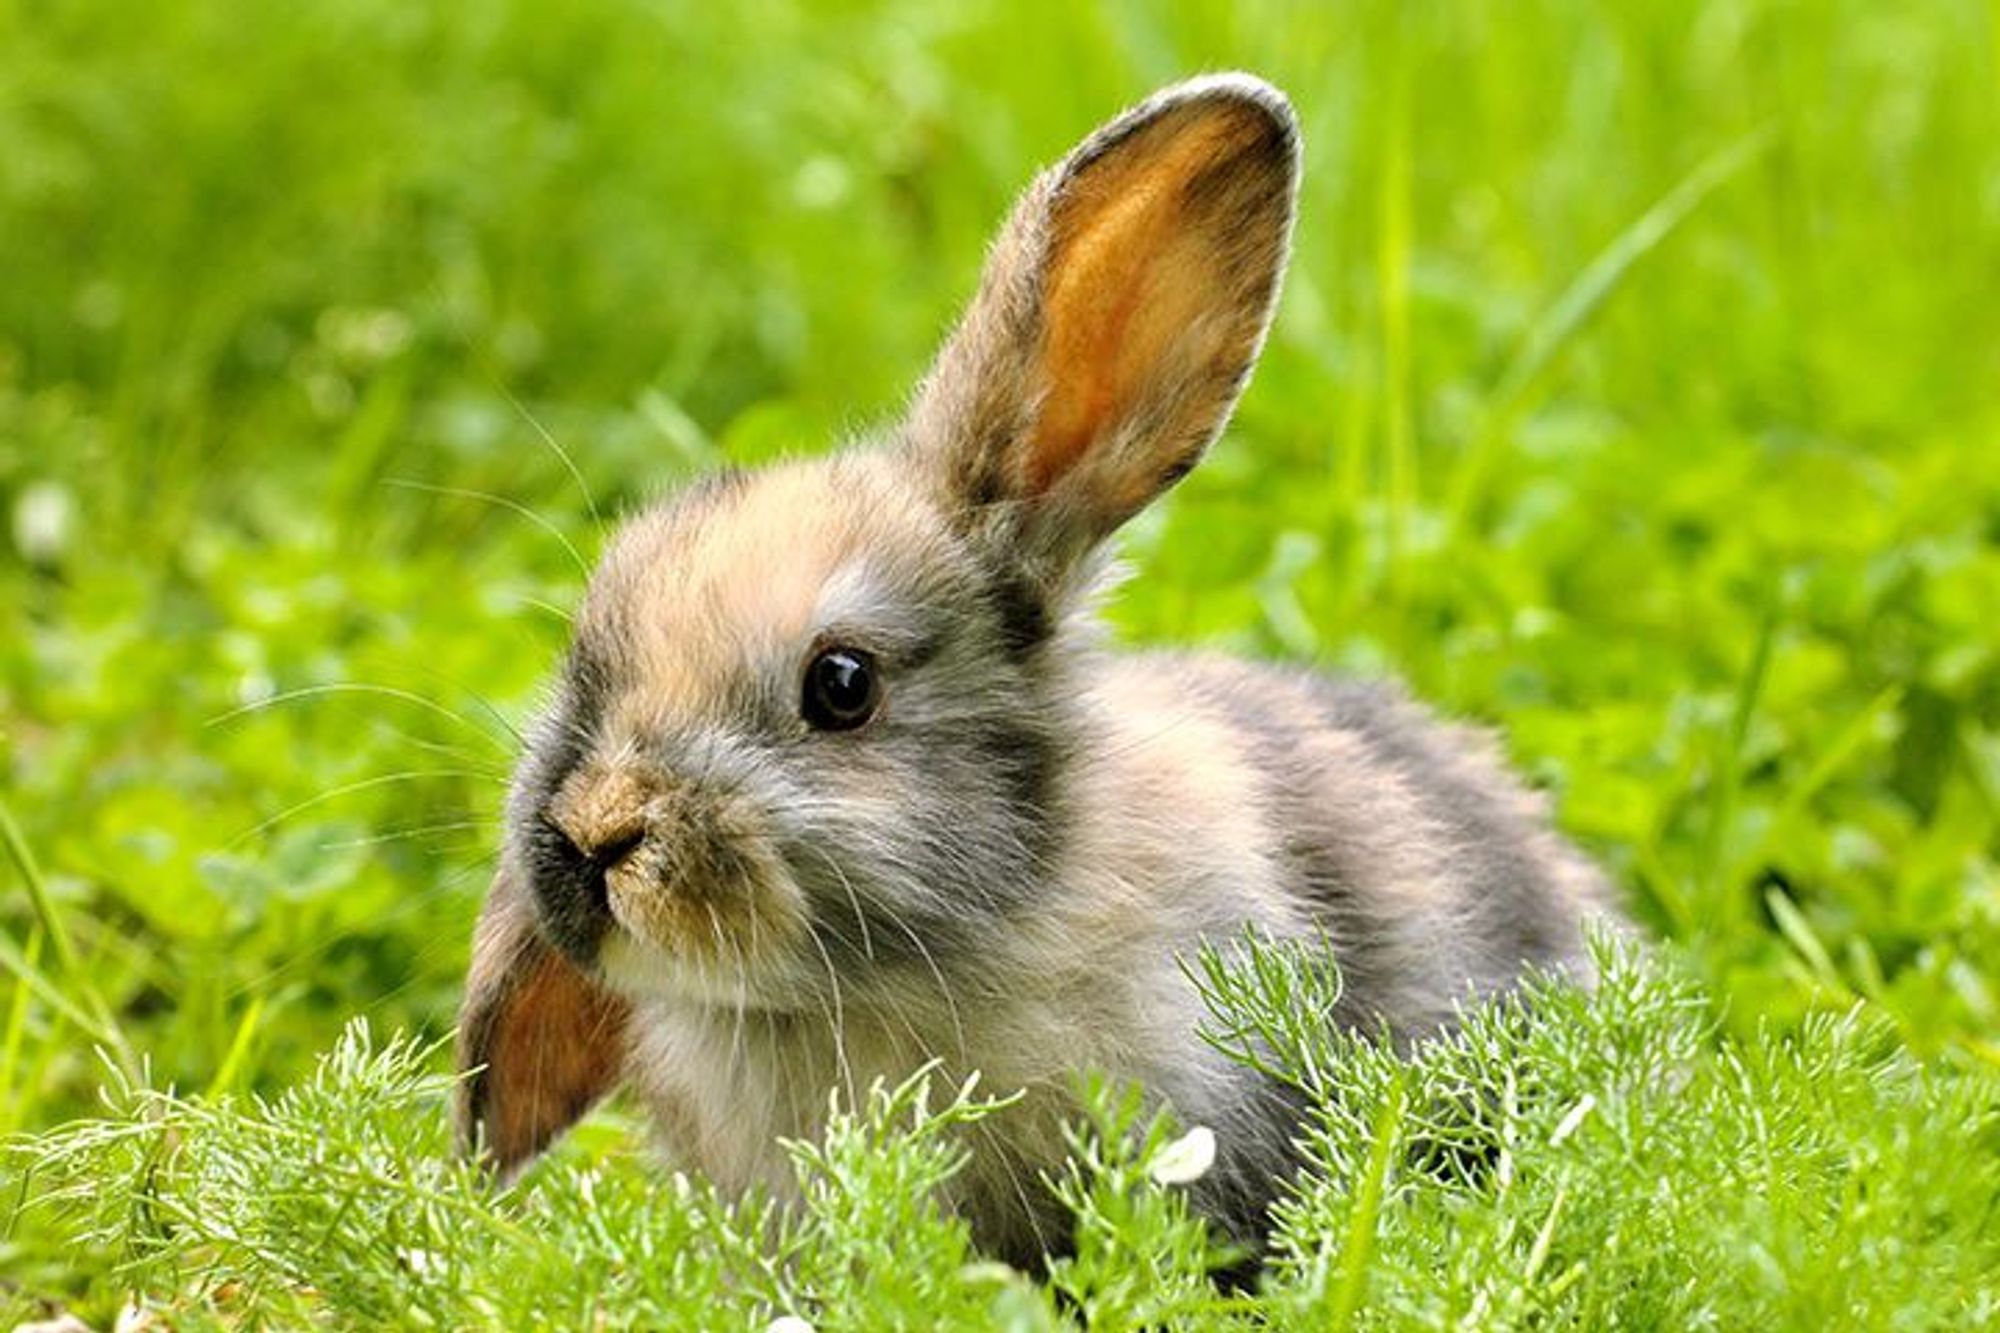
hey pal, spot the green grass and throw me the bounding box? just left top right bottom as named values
left=3, top=0, right=1999, bottom=1325
left=11, top=938, right=2000, bottom=1329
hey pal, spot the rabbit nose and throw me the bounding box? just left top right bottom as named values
left=581, top=823, right=646, bottom=869
left=549, top=763, right=655, bottom=869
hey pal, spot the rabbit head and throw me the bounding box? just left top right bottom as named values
left=458, top=74, right=1299, bottom=1172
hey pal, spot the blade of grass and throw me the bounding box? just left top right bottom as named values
left=0, top=792, right=79, bottom=980
left=203, top=993, right=268, bottom=1100
left=1376, top=10, right=1415, bottom=618
left=1522, top=1183, right=1570, bottom=1291
left=1698, top=596, right=1779, bottom=924
left=1744, top=683, right=1903, bottom=872
left=0, top=927, right=130, bottom=1064
left=1495, top=126, right=1776, bottom=409
left=0, top=927, right=40, bottom=1134
left=1326, top=1074, right=1406, bottom=1328
left=329, top=366, right=414, bottom=533
left=1765, top=888, right=1847, bottom=996
left=0, top=793, right=137, bottom=1079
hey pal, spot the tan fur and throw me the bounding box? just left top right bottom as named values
left=547, top=757, right=650, bottom=860
left=580, top=467, right=861, bottom=723
left=456, top=74, right=1615, bottom=1265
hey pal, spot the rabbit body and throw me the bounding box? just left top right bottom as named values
left=612, top=633, right=1603, bottom=1259
left=457, top=73, right=1611, bottom=1268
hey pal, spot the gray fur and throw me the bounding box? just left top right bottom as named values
left=456, top=72, right=1616, bottom=1274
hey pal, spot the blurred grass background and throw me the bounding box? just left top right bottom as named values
left=2, top=0, right=1996, bottom=1180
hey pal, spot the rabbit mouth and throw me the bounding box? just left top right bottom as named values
left=596, top=920, right=825, bottom=1010
left=590, top=831, right=821, bottom=1008
left=602, top=839, right=804, bottom=941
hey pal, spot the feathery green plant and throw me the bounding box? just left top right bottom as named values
left=8, top=937, right=1997, bottom=1330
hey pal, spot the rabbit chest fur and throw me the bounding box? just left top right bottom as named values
left=456, top=72, right=1613, bottom=1270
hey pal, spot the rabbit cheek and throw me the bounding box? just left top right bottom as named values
left=598, top=797, right=809, bottom=973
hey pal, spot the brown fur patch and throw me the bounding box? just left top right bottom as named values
left=479, top=950, right=627, bottom=1165
left=1031, top=99, right=1288, bottom=495
left=456, top=870, right=628, bottom=1172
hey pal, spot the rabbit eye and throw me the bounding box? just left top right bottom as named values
left=802, top=646, right=880, bottom=731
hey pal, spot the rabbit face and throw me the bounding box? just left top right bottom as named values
left=508, top=455, right=1069, bottom=1012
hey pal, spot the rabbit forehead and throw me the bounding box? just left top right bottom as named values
left=575, top=454, right=957, bottom=721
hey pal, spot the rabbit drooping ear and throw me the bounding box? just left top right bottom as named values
left=455, top=864, right=629, bottom=1174
left=908, top=74, right=1298, bottom=579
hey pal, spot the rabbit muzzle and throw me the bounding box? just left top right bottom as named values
left=546, top=758, right=810, bottom=980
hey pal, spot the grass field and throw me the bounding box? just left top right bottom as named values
left=3, top=0, right=1998, bottom=1326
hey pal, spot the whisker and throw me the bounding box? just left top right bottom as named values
left=730, top=913, right=752, bottom=1095
left=228, top=768, right=508, bottom=846
left=513, top=595, right=575, bottom=627
left=400, top=665, right=532, bottom=752
left=369, top=731, right=504, bottom=765
left=206, top=682, right=505, bottom=752
left=803, top=923, right=855, bottom=1112
left=800, top=843, right=873, bottom=963
left=704, top=901, right=730, bottom=972
left=235, top=851, right=496, bottom=1000
left=975, top=1118, right=1051, bottom=1265
left=495, top=381, right=605, bottom=531
left=315, top=817, right=498, bottom=852
left=382, top=477, right=591, bottom=581
left=875, top=904, right=968, bottom=1068
left=419, top=272, right=604, bottom=531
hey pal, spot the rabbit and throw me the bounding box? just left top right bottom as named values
left=455, top=72, right=1613, bottom=1271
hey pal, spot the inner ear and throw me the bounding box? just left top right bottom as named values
left=907, top=76, right=1299, bottom=570
left=456, top=867, right=629, bottom=1174
left=1029, top=95, right=1293, bottom=504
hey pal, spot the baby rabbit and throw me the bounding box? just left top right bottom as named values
left=457, top=72, right=1611, bottom=1268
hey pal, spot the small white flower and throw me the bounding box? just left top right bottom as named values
left=766, top=1316, right=817, bottom=1333
left=12, top=480, right=75, bottom=566
left=398, top=1247, right=444, bottom=1278
left=1149, top=1124, right=1217, bottom=1186
left=114, top=1301, right=161, bottom=1333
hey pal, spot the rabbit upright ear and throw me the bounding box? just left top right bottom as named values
left=455, top=863, right=629, bottom=1174
left=909, top=74, right=1298, bottom=576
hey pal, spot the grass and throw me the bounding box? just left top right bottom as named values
left=11, top=938, right=1999, bottom=1329
left=3, top=0, right=1998, bottom=1324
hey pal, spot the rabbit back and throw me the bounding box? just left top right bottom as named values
left=1049, top=651, right=1607, bottom=1036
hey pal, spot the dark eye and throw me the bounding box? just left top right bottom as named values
left=802, top=646, right=880, bottom=731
